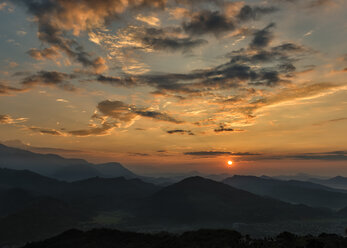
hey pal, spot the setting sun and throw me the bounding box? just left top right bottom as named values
left=227, top=161, right=233, bottom=166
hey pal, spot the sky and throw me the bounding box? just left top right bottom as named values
left=0, top=0, right=346, bottom=176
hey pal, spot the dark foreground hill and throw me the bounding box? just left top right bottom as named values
left=0, top=169, right=343, bottom=247
left=223, top=175, right=347, bottom=209
left=0, top=168, right=161, bottom=246
left=138, top=177, right=331, bottom=225
left=22, top=228, right=347, bottom=248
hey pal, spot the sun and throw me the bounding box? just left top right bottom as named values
left=227, top=160, right=233, bottom=166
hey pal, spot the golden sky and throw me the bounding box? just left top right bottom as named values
left=0, top=0, right=346, bottom=175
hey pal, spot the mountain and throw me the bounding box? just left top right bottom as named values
left=0, top=168, right=66, bottom=194
left=62, top=177, right=161, bottom=211
left=52, top=164, right=102, bottom=182
left=139, top=176, right=330, bottom=225
left=223, top=175, right=347, bottom=209
left=0, top=144, right=89, bottom=176
left=310, top=176, right=347, bottom=190
left=0, top=144, right=137, bottom=181
left=0, top=168, right=161, bottom=246
left=93, top=162, right=137, bottom=178
left=273, top=173, right=327, bottom=181
left=0, top=188, right=35, bottom=216
left=0, top=197, right=90, bottom=247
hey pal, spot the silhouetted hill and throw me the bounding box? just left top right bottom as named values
left=52, top=164, right=102, bottom=182
left=0, top=168, right=66, bottom=194
left=0, top=144, right=88, bottom=176
left=139, top=176, right=330, bottom=225
left=310, top=176, right=347, bottom=190
left=0, top=197, right=90, bottom=247
left=0, top=188, right=35, bottom=216
left=62, top=177, right=161, bottom=211
left=0, top=144, right=138, bottom=180
left=223, top=175, right=347, bottom=209
left=93, top=162, right=137, bottom=179
left=22, top=228, right=347, bottom=248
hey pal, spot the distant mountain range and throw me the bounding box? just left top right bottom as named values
left=0, top=143, right=137, bottom=181
left=0, top=167, right=342, bottom=246
left=139, top=176, right=331, bottom=226
left=309, top=176, right=347, bottom=190
left=1, top=143, right=347, bottom=246
left=223, top=175, right=347, bottom=209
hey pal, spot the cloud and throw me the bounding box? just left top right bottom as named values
left=183, top=10, right=235, bottom=37
left=251, top=151, right=347, bottom=161
left=15, top=0, right=140, bottom=72
left=129, top=152, right=150, bottom=156
left=136, top=14, right=161, bottom=26
left=21, top=71, right=77, bottom=91
left=134, top=109, right=184, bottom=124
left=96, top=100, right=184, bottom=125
left=28, top=127, right=63, bottom=136
left=313, top=117, right=347, bottom=126
left=0, top=82, right=27, bottom=95
left=252, top=82, right=341, bottom=107
left=287, top=151, right=347, bottom=161
left=96, top=100, right=137, bottom=124
left=97, top=75, right=137, bottom=87
left=27, top=47, right=61, bottom=60
left=67, top=123, right=114, bottom=137
left=0, top=114, right=27, bottom=124
left=141, top=31, right=208, bottom=52
left=0, top=2, right=7, bottom=11
left=167, top=129, right=194, bottom=135
left=250, top=23, right=275, bottom=49
left=214, top=125, right=244, bottom=133
left=237, top=5, right=278, bottom=22
left=274, top=0, right=335, bottom=8
left=184, top=151, right=260, bottom=156
left=56, top=98, right=69, bottom=103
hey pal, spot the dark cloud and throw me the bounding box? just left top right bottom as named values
left=0, top=82, right=27, bottom=95
left=21, top=71, right=76, bottom=91
left=140, top=27, right=208, bottom=52
left=28, top=127, right=63, bottom=136
left=237, top=5, right=278, bottom=21
left=167, top=129, right=194, bottom=135
left=134, top=109, right=184, bottom=124
left=183, top=10, right=235, bottom=37
left=274, top=0, right=334, bottom=8
left=94, top=37, right=314, bottom=99
left=250, top=23, right=275, bottom=49
left=67, top=123, right=114, bottom=136
left=254, top=151, right=347, bottom=161
left=96, top=100, right=184, bottom=124
left=96, top=100, right=137, bottom=123
left=184, top=151, right=260, bottom=156
left=288, top=151, right=347, bottom=161
left=129, top=152, right=150, bottom=156
left=143, top=36, right=207, bottom=52
left=185, top=151, right=232, bottom=156
left=97, top=75, right=137, bottom=87
left=214, top=125, right=244, bottom=133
